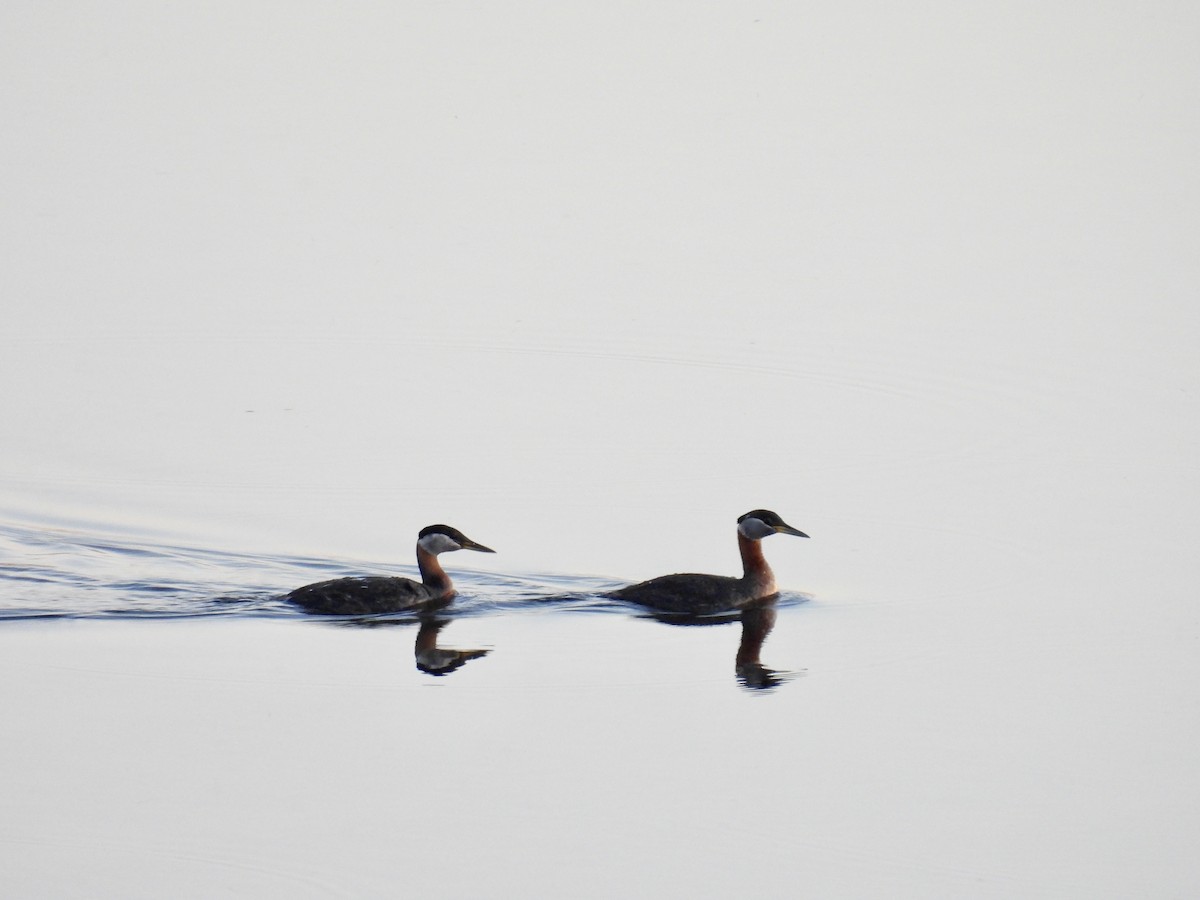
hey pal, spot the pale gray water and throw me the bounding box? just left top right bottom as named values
left=3, top=2, right=1199, bottom=897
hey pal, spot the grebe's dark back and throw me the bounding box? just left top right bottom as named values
left=286, top=524, right=495, bottom=615
left=613, top=509, right=808, bottom=615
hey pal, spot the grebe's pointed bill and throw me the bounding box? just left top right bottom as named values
left=775, top=522, right=809, bottom=539
left=460, top=537, right=496, bottom=553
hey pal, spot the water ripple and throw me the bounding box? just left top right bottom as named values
left=0, top=520, right=808, bottom=623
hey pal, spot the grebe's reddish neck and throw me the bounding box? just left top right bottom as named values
left=738, top=532, right=777, bottom=596
left=416, top=545, right=454, bottom=597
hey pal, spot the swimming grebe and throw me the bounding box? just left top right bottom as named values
left=612, top=509, right=808, bottom=614
left=286, top=524, right=495, bottom=615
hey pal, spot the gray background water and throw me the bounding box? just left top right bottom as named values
left=2, top=3, right=1198, bottom=896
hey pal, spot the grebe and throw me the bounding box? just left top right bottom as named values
left=286, top=524, right=495, bottom=615
left=613, top=509, right=808, bottom=614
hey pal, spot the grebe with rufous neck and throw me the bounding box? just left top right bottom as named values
left=612, top=509, right=808, bottom=615
left=286, top=524, right=495, bottom=615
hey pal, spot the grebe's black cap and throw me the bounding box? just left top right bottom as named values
left=737, top=509, right=809, bottom=538
left=418, top=524, right=496, bottom=552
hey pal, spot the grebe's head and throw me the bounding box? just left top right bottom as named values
left=417, top=524, right=496, bottom=555
left=737, top=510, right=809, bottom=541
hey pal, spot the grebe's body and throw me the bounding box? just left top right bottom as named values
left=286, top=525, right=494, bottom=615
left=613, top=510, right=808, bottom=615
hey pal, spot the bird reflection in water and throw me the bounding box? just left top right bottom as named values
left=646, top=596, right=799, bottom=692
left=320, top=607, right=491, bottom=677
left=733, top=600, right=795, bottom=690
left=413, top=615, right=490, bottom=675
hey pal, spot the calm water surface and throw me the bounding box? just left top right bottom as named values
left=1, top=504, right=1195, bottom=898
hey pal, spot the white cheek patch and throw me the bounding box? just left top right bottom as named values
left=418, top=533, right=462, bottom=554
left=737, top=517, right=775, bottom=540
